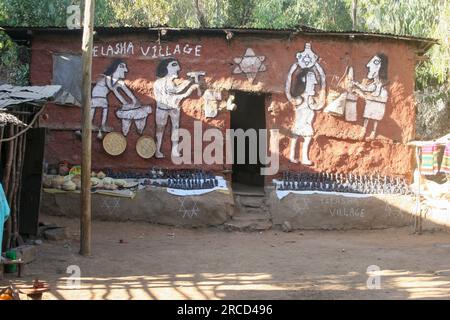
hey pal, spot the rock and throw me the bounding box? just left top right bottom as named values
left=34, top=240, right=43, bottom=246
left=434, top=270, right=450, bottom=276
left=11, top=245, right=37, bottom=263
left=282, top=221, right=292, bottom=233
left=43, top=227, right=68, bottom=241
left=37, top=223, right=58, bottom=237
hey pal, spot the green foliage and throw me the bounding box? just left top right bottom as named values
left=0, top=0, right=447, bottom=90
left=0, top=31, right=28, bottom=85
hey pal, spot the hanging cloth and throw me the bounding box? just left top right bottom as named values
left=0, top=183, right=10, bottom=256
left=420, top=143, right=440, bottom=175
left=440, top=142, right=450, bottom=174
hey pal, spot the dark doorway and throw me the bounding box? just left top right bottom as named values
left=19, top=128, right=46, bottom=236
left=230, top=91, right=266, bottom=188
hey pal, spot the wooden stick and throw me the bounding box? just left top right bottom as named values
left=80, top=0, right=95, bottom=256
left=5, top=125, right=17, bottom=250
left=0, top=126, right=4, bottom=160
left=13, top=112, right=26, bottom=243
left=3, top=125, right=15, bottom=195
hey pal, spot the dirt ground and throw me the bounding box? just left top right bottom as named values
left=2, top=214, right=450, bottom=300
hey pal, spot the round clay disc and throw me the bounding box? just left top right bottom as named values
left=136, top=136, right=156, bottom=159
left=102, top=132, right=127, bottom=156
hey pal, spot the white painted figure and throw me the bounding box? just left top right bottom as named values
left=285, top=43, right=326, bottom=165
left=154, top=58, right=199, bottom=158
left=91, top=59, right=151, bottom=136
left=352, top=54, right=389, bottom=140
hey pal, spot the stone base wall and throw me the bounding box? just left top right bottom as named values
left=266, top=187, right=416, bottom=230
left=40, top=185, right=449, bottom=231
left=40, top=186, right=234, bottom=227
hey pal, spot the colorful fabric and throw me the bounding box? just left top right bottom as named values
left=0, top=183, right=10, bottom=256
left=440, top=142, right=450, bottom=174
left=420, top=144, right=440, bottom=175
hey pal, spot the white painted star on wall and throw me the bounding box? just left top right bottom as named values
left=178, top=196, right=200, bottom=219
left=233, top=48, right=267, bottom=83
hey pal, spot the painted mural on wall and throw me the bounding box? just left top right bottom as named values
left=354, top=54, right=389, bottom=140
left=91, top=59, right=152, bottom=136
left=153, top=58, right=200, bottom=158
left=325, top=53, right=389, bottom=140
left=233, top=48, right=267, bottom=83
left=285, top=43, right=326, bottom=165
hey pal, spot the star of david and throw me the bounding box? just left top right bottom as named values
left=294, top=197, right=310, bottom=216
left=302, top=54, right=313, bottom=66
left=384, top=201, right=402, bottom=217
left=233, top=48, right=267, bottom=82
left=101, top=197, right=121, bottom=214
left=177, top=196, right=200, bottom=219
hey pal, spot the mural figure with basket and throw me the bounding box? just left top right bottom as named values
left=91, top=59, right=152, bottom=137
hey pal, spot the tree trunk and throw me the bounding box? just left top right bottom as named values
left=194, top=0, right=207, bottom=28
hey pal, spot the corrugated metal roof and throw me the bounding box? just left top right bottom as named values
left=0, top=25, right=438, bottom=45
left=0, top=84, right=62, bottom=108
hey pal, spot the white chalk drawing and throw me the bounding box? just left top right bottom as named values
left=202, top=89, right=222, bottom=118
left=293, top=197, right=311, bottom=216
left=285, top=43, right=326, bottom=165
left=177, top=196, right=200, bottom=218
left=353, top=54, right=389, bottom=140
left=93, top=42, right=202, bottom=58
left=329, top=207, right=366, bottom=218
left=154, top=58, right=201, bottom=158
left=324, top=66, right=358, bottom=122
left=101, top=197, right=121, bottom=215
left=233, top=48, right=266, bottom=83
left=226, top=94, right=237, bottom=111
left=91, top=59, right=152, bottom=136
left=200, top=90, right=237, bottom=118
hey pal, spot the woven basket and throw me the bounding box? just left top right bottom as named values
left=103, top=132, right=127, bottom=156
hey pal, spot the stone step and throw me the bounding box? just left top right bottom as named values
left=236, top=195, right=266, bottom=208
left=233, top=212, right=272, bottom=221
left=223, top=219, right=272, bottom=231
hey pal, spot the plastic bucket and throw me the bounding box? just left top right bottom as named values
left=5, top=250, right=17, bottom=273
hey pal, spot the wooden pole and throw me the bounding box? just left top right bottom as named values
left=80, top=0, right=95, bottom=256
left=352, top=0, right=358, bottom=31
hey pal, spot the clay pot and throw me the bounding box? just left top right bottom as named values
left=62, top=180, right=76, bottom=191
left=58, top=162, right=70, bottom=176
left=51, top=176, right=65, bottom=189
left=97, top=171, right=106, bottom=179
left=43, top=176, right=53, bottom=188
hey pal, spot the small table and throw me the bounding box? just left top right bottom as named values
left=0, top=258, right=25, bottom=279
left=18, top=286, right=50, bottom=300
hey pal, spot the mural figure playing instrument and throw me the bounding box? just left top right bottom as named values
left=352, top=54, right=389, bottom=140
left=91, top=59, right=151, bottom=136
left=285, top=43, right=326, bottom=165
left=153, top=58, right=200, bottom=158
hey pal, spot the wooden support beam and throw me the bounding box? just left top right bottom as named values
left=80, top=0, right=95, bottom=256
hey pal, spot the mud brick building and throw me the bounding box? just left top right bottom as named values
left=3, top=26, right=437, bottom=230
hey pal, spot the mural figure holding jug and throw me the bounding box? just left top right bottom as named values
left=285, top=43, right=326, bottom=165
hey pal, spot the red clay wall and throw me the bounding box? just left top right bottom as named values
left=30, top=32, right=417, bottom=179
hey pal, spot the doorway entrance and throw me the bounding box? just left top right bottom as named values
left=230, top=91, right=267, bottom=190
